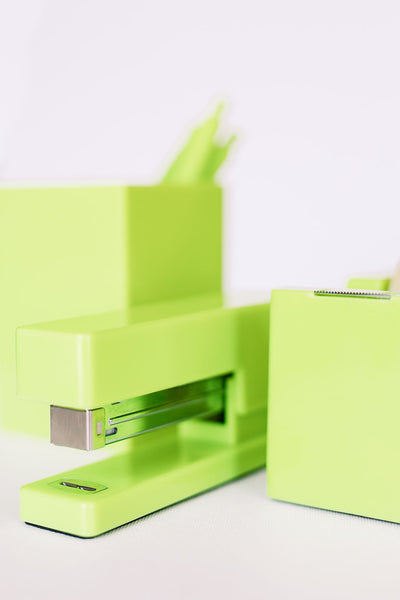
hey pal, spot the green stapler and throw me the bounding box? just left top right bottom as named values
left=10, top=107, right=269, bottom=537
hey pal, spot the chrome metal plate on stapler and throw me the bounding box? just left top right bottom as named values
left=49, top=479, right=107, bottom=493
left=50, top=375, right=227, bottom=450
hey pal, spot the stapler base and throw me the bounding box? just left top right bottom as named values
left=21, top=434, right=265, bottom=537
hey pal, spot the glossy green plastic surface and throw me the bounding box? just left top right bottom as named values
left=267, top=289, right=400, bottom=523
left=0, top=184, right=221, bottom=435
left=20, top=297, right=269, bottom=536
left=21, top=427, right=266, bottom=538
left=14, top=172, right=269, bottom=535
left=17, top=298, right=268, bottom=414
left=11, top=107, right=272, bottom=536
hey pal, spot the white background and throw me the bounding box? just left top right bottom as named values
left=2, top=1, right=400, bottom=598
left=2, top=0, right=400, bottom=292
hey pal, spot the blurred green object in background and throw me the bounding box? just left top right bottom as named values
left=163, top=104, right=236, bottom=184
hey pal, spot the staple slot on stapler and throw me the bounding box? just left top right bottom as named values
left=50, top=375, right=228, bottom=451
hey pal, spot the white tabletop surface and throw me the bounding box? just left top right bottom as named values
left=2, top=430, right=400, bottom=599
